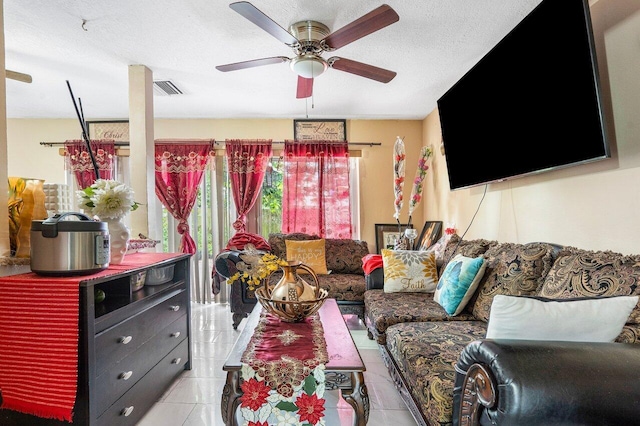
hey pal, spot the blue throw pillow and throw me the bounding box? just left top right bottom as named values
left=434, top=254, right=486, bottom=315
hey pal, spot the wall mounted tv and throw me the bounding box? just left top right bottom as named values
left=437, top=0, right=610, bottom=190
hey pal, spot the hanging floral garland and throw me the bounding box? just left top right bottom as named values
left=393, top=136, right=406, bottom=232
left=407, top=145, right=434, bottom=227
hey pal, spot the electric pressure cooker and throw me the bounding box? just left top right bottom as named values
left=30, top=212, right=110, bottom=276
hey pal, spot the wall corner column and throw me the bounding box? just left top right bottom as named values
left=0, top=0, right=10, bottom=257
left=128, top=65, right=159, bottom=240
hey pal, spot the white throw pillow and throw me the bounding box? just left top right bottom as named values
left=486, top=295, right=639, bottom=342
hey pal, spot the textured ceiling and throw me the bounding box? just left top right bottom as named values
left=3, top=0, right=544, bottom=120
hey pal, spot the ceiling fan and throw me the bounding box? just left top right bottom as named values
left=5, top=70, right=32, bottom=83
left=216, top=2, right=399, bottom=99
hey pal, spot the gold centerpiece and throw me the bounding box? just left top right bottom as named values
left=255, top=261, right=328, bottom=322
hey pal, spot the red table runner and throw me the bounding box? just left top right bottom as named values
left=0, top=252, right=183, bottom=422
left=240, top=311, right=329, bottom=425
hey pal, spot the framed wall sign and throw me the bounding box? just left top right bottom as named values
left=87, top=120, right=129, bottom=142
left=293, top=119, right=346, bottom=141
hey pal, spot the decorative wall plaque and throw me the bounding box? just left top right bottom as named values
left=293, top=119, right=346, bottom=141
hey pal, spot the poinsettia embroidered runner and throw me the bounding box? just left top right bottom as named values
left=0, top=252, right=182, bottom=422
left=240, top=311, right=329, bottom=425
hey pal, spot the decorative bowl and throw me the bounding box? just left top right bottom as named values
left=255, top=286, right=328, bottom=322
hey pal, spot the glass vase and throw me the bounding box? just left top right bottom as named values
left=103, top=217, right=130, bottom=265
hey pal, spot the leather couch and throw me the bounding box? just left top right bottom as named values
left=364, top=234, right=640, bottom=425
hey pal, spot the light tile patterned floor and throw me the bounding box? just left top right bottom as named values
left=136, top=303, right=418, bottom=425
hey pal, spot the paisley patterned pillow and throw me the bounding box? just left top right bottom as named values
left=382, top=249, right=439, bottom=293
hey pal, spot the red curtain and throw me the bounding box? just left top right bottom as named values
left=155, top=140, right=215, bottom=254
left=282, top=141, right=352, bottom=238
left=64, top=140, right=115, bottom=189
left=225, top=139, right=273, bottom=233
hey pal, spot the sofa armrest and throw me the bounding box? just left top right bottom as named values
left=453, top=339, right=640, bottom=426
left=365, top=267, right=384, bottom=290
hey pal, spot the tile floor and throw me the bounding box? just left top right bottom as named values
left=137, top=302, right=418, bottom=425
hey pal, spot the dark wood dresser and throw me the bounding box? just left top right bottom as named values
left=0, top=252, right=191, bottom=425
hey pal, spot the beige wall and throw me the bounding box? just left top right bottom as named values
left=8, top=0, right=637, bottom=255
left=421, top=0, right=640, bottom=254
left=7, top=118, right=423, bottom=253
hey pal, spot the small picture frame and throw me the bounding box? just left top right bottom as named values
left=416, top=221, right=443, bottom=251
left=375, top=223, right=414, bottom=254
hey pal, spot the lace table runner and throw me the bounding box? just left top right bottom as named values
left=240, top=311, right=329, bottom=425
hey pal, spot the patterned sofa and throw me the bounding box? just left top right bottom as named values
left=216, top=232, right=370, bottom=329
left=364, top=235, right=640, bottom=425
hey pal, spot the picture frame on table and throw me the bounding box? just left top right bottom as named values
left=375, top=223, right=414, bottom=254
left=416, top=221, right=443, bottom=251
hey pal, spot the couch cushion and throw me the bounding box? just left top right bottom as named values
left=470, top=242, right=558, bottom=322
left=364, top=289, right=475, bottom=344
left=486, top=295, right=638, bottom=342
left=268, top=271, right=366, bottom=303
left=539, top=248, right=640, bottom=325
left=285, top=239, right=329, bottom=274
left=324, top=238, right=369, bottom=274
left=386, top=320, right=487, bottom=425
left=381, top=249, right=439, bottom=293
left=268, top=233, right=369, bottom=275
left=440, top=234, right=498, bottom=272
left=435, top=254, right=487, bottom=316
left=269, top=233, right=318, bottom=259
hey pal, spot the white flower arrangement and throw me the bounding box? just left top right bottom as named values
left=76, top=179, right=140, bottom=220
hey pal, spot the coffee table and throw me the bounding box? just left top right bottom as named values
left=221, top=298, right=369, bottom=426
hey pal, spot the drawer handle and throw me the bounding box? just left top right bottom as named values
left=171, top=358, right=182, bottom=364
left=170, top=331, right=181, bottom=338
left=119, top=371, right=133, bottom=380
left=118, top=336, right=133, bottom=345
left=121, top=406, right=134, bottom=417
left=169, top=305, right=180, bottom=312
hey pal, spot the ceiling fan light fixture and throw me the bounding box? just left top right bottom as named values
left=290, top=54, right=327, bottom=79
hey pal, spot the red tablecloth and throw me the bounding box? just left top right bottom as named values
left=0, top=252, right=183, bottom=422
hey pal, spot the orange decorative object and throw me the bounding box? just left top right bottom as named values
left=8, top=177, right=48, bottom=258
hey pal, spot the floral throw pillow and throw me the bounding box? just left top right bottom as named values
left=381, top=249, right=438, bottom=293
left=434, top=254, right=486, bottom=315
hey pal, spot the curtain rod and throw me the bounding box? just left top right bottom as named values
left=39, top=141, right=382, bottom=147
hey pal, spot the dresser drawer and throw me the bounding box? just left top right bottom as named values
left=95, top=289, right=187, bottom=375
left=95, top=314, right=188, bottom=416
left=96, top=339, right=189, bottom=426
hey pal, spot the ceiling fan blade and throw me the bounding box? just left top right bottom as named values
left=6, top=70, right=32, bottom=83
left=321, top=4, right=399, bottom=50
left=216, top=56, right=289, bottom=72
left=296, top=76, right=313, bottom=99
left=229, top=2, right=299, bottom=46
left=328, top=57, right=396, bottom=83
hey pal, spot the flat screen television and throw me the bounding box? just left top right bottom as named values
left=437, top=0, right=610, bottom=190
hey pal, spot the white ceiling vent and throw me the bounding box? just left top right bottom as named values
left=153, top=80, right=183, bottom=96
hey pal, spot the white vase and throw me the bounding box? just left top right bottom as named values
left=104, top=217, right=130, bottom=265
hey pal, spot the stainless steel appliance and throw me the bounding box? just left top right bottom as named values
left=30, top=212, right=110, bottom=276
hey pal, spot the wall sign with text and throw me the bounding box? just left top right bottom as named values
left=293, top=119, right=346, bottom=142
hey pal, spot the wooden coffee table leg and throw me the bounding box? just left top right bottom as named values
left=221, top=371, right=242, bottom=425
left=341, top=371, right=369, bottom=426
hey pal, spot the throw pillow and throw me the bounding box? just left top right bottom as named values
left=382, top=249, right=438, bottom=293
left=434, top=254, right=486, bottom=315
left=486, top=294, right=639, bottom=342
left=285, top=239, right=329, bottom=275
